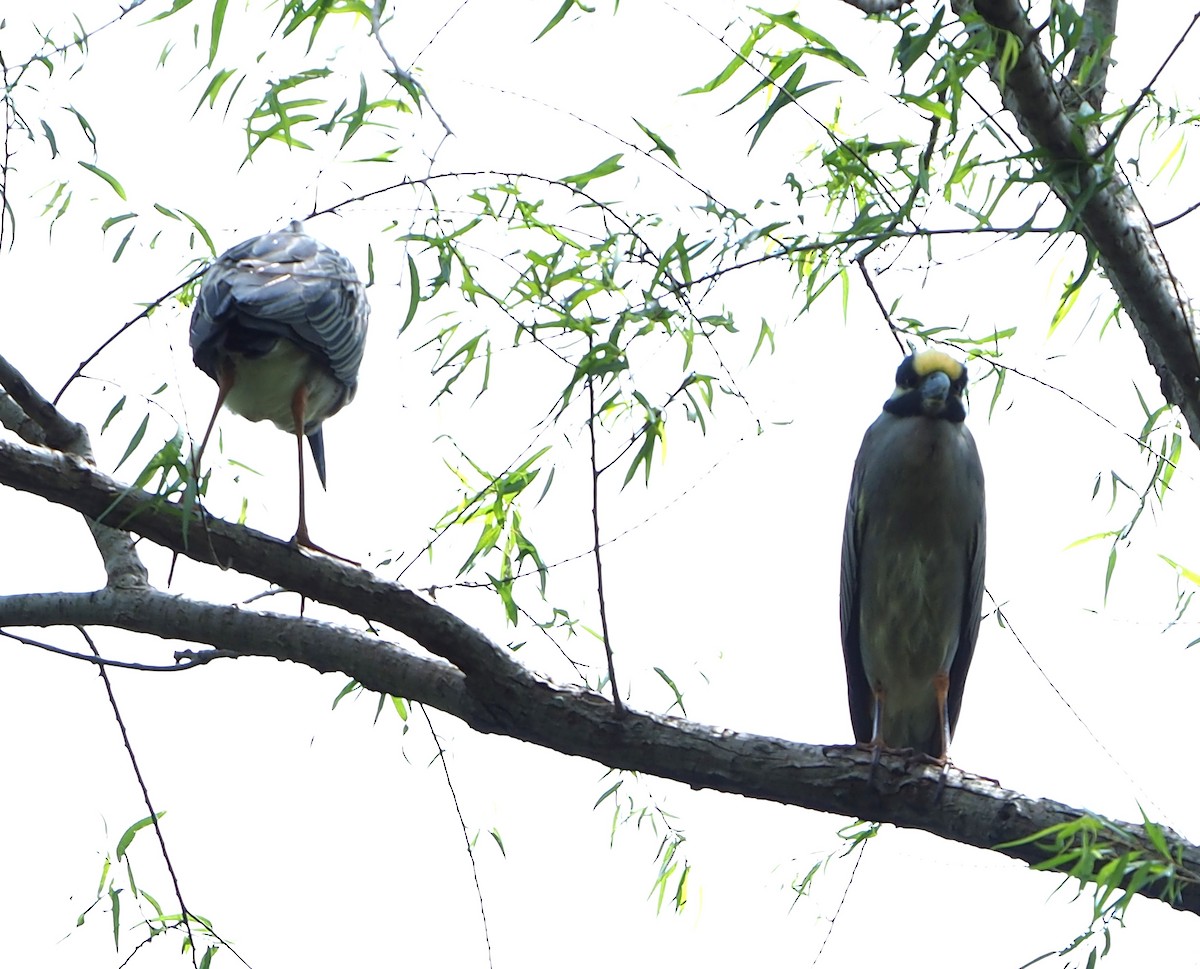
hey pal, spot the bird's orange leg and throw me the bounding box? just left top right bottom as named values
left=290, top=383, right=319, bottom=550
left=932, top=672, right=952, bottom=764
left=932, top=671, right=953, bottom=799
left=170, top=364, right=234, bottom=586
left=289, top=384, right=358, bottom=565
left=192, top=362, right=235, bottom=475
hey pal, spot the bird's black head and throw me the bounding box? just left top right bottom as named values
left=883, top=349, right=969, bottom=423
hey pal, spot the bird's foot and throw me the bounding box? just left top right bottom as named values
left=933, top=758, right=952, bottom=803
left=862, top=741, right=913, bottom=785
left=291, top=531, right=361, bottom=567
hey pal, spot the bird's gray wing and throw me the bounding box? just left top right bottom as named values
left=946, top=442, right=986, bottom=738
left=191, top=225, right=368, bottom=389
left=839, top=432, right=875, bottom=745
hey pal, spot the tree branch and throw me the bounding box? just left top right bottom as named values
left=0, top=352, right=147, bottom=589
left=1, top=435, right=1199, bottom=915
left=1067, top=0, right=1118, bottom=111
left=955, top=0, right=1200, bottom=449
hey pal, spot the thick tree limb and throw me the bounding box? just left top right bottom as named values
left=0, top=435, right=527, bottom=690
left=1067, top=0, right=1118, bottom=111
left=1, top=434, right=1199, bottom=915
left=0, top=351, right=147, bottom=589
left=953, top=0, right=1200, bottom=448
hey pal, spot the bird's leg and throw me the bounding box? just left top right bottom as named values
left=932, top=671, right=952, bottom=802
left=867, top=689, right=886, bottom=783
left=290, top=383, right=317, bottom=549
left=169, top=365, right=233, bottom=585
left=933, top=671, right=952, bottom=762
left=191, top=363, right=234, bottom=478
left=288, top=384, right=359, bottom=565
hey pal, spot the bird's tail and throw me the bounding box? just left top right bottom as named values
left=307, top=429, right=328, bottom=489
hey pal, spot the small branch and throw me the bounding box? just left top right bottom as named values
left=587, top=370, right=623, bottom=713
left=80, top=626, right=199, bottom=966
left=53, top=270, right=204, bottom=406
left=0, top=586, right=471, bottom=717
left=855, top=257, right=907, bottom=352
left=1102, top=10, right=1199, bottom=154
left=0, top=628, right=213, bottom=671
left=420, top=706, right=493, bottom=968
left=367, top=2, right=453, bottom=140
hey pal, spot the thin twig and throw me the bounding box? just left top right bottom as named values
left=367, top=2, right=453, bottom=140
left=1, top=629, right=216, bottom=671
left=985, top=594, right=1174, bottom=828
left=1102, top=11, right=1200, bottom=155
left=588, top=368, right=623, bottom=713
left=53, top=270, right=205, bottom=405
left=855, top=257, right=906, bottom=352
left=79, top=627, right=199, bottom=967
left=419, top=705, right=493, bottom=969
left=812, top=833, right=871, bottom=966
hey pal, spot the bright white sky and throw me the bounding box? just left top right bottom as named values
left=3, top=1, right=1200, bottom=967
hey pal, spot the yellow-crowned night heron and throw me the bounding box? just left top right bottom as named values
left=190, top=220, right=369, bottom=551
left=839, top=349, right=986, bottom=761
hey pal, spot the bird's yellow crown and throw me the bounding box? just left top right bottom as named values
left=911, top=349, right=966, bottom=383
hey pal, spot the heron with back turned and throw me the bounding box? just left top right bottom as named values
left=189, top=220, right=369, bottom=552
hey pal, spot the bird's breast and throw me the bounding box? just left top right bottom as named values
left=853, top=415, right=981, bottom=680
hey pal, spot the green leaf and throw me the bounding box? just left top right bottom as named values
left=331, top=679, right=360, bottom=709
left=113, top=414, right=149, bottom=473
left=116, top=812, right=165, bottom=860
left=40, top=119, right=59, bottom=158
left=1158, top=554, right=1200, bottom=587
left=684, top=23, right=769, bottom=95
left=209, top=0, right=228, bottom=66
left=896, top=92, right=952, bottom=119
left=754, top=9, right=866, bottom=76
left=534, top=0, right=595, bottom=41
left=489, top=828, right=506, bottom=857
left=145, top=0, right=198, bottom=23
left=112, top=226, right=135, bottom=262
left=1064, top=530, right=1119, bottom=550
left=194, top=68, right=237, bottom=115
left=895, top=7, right=945, bottom=73
left=65, top=105, right=97, bottom=149
left=653, top=666, right=686, bottom=716
left=109, top=885, right=120, bottom=950
left=100, top=395, right=127, bottom=433
left=561, top=153, right=624, bottom=189
left=78, top=162, right=127, bottom=200
left=593, top=778, right=623, bottom=809
left=749, top=69, right=837, bottom=150
left=750, top=318, right=775, bottom=362
left=401, top=253, right=420, bottom=333
left=633, top=119, right=680, bottom=167
left=176, top=208, right=216, bottom=255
